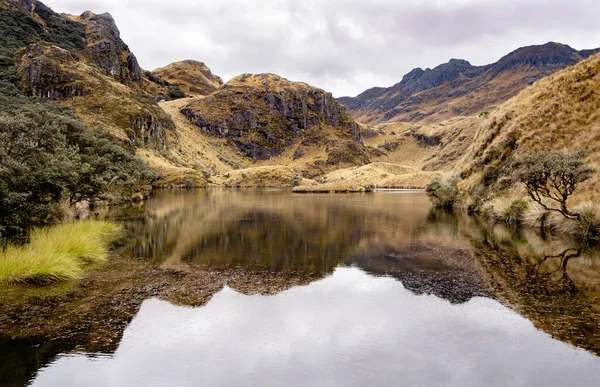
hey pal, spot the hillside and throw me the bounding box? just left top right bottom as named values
left=180, top=73, right=371, bottom=177
left=339, top=43, right=599, bottom=125
left=151, top=60, right=223, bottom=96
left=455, top=52, right=600, bottom=210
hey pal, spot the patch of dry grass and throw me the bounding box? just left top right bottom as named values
left=0, top=221, right=122, bottom=286
left=215, top=165, right=314, bottom=187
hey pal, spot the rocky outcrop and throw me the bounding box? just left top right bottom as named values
left=15, top=42, right=89, bottom=99
left=7, top=0, right=36, bottom=13
left=71, top=11, right=143, bottom=87
left=151, top=60, right=224, bottom=96
left=14, top=42, right=173, bottom=150
left=181, top=73, right=365, bottom=162
left=339, top=42, right=600, bottom=124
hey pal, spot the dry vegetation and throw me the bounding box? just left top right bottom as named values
left=151, top=60, right=223, bottom=96
left=457, top=52, right=600, bottom=205
left=293, top=162, right=440, bottom=192
left=0, top=221, right=121, bottom=285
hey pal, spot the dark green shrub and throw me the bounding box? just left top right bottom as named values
left=425, top=175, right=459, bottom=209
left=505, top=200, right=528, bottom=225
left=167, top=86, right=186, bottom=100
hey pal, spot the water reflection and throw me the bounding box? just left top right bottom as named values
left=115, top=189, right=486, bottom=303
left=3, top=189, right=600, bottom=386
left=30, top=268, right=600, bottom=387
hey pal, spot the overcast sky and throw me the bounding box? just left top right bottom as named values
left=45, top=0, right=600, bottom=97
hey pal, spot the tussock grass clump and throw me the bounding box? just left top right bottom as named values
left=551, top=202, right=600, bottom=241
left=0, top=221, right=122, bottom=286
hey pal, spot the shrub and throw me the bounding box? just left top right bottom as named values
left=505, top=199, right=528, bottom=225
left=516, top=150, right=595, bottom=220
left=425, top=175, right=459, bottom=209
left=167, top=86, right=186, bottom=100
left=0, top=103, right=154, bottom=240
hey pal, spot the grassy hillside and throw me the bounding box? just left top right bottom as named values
left=445, top=53, right=600, bottom=233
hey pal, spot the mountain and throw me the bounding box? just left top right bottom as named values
left=2, top=0, right=369, bottom=185
left=456, top=51, right=600, bottom=208
left=180, top=73, right=370, bottom=176
left=151, top=60, right=223, bottom=96
left=339, top=42, right=600, bottom=124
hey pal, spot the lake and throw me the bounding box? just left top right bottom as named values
left=2, top=189, right=600, bottom=386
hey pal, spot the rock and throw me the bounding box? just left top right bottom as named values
left=151, top=60, right=224, bottom=96
left=77, top=11, right=143, bottom=87
left=181, top=73, right=366, bottom=163
left=8, top=0, right=36, bottom=13
left=15, top=43, right=89, bottom=99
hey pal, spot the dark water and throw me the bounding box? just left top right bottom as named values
left=5, top=189, right=600, bottom=386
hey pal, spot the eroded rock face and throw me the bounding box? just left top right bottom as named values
left=15, top=43, right=89, bottom=99
left=182, top=74, right=364, bottom=161
left=8, top=0, right=36, bottom=13
left=78, top=11, right=143, bottom=87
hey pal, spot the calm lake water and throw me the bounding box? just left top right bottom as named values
left=5, top=189, right=600, bottom=386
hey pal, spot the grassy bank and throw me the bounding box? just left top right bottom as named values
left=0, top=221, right=122, bottom=286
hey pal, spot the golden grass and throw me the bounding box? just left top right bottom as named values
left=215, top=165, right=314, bottom=187
left=0, top=221, right=122, bottom=286
left=151, top=60, right=223, bottom=96
left=457, top=53, right=600, bottom=204
left=293, top=162, right=439, bottom=192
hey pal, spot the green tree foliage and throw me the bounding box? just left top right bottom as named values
left=517, top=150, right=595, bottom=220
left=0, top=103, right=154, bottom=241
left=0, top=2, right=155, bottom=242
left=425, top=175, right=459, bottom=209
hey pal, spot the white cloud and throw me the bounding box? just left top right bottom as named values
left=44, top=0, right=600, bottom=96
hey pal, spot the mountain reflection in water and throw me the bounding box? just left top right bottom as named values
left=30, top=268, right=600, bottom=387
left=3, top=189, right=600, bottom=387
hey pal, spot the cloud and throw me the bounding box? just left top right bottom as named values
left=44, top=0, right=600, bottom=96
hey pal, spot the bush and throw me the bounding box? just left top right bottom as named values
left=0, top=103, right=154, bottom=240
left=517, top=150, right=595, bottom=220
left=505, top=199, right=528, bottom=225
left=167, top=86, right=186, bottom=100
left=425, top=175, right=459, bottom=209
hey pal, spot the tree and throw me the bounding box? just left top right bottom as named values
left=517, top=150, right=595, bottom=220
left=0, top=103, right=154, bottom=240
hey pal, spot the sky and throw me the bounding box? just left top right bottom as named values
left=44, top=0, right=600, bottom=97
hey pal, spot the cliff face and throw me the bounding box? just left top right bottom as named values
left=151, top=60, right=223, bottom=96
left=3, top=2, right=175, bottom=150
left=65, top=11, right=143, bottom=87
left=340, top=42, right=600, bottom=125
left=15, top=42, right=89, bottom=99
left=181, top=73, right=368, bottom=166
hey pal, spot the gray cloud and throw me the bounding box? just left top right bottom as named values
left=45, top=0, right=600, bottom=96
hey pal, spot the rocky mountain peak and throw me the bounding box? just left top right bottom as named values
left=151, top=60, right=223, bottom=96
left=182, top=74, right=366, bottom=164
left=493, top=42, right=583, bottom=73
left=7, top=0, right=35, bottom=13
left=67, top=9, right=143, bottom=87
